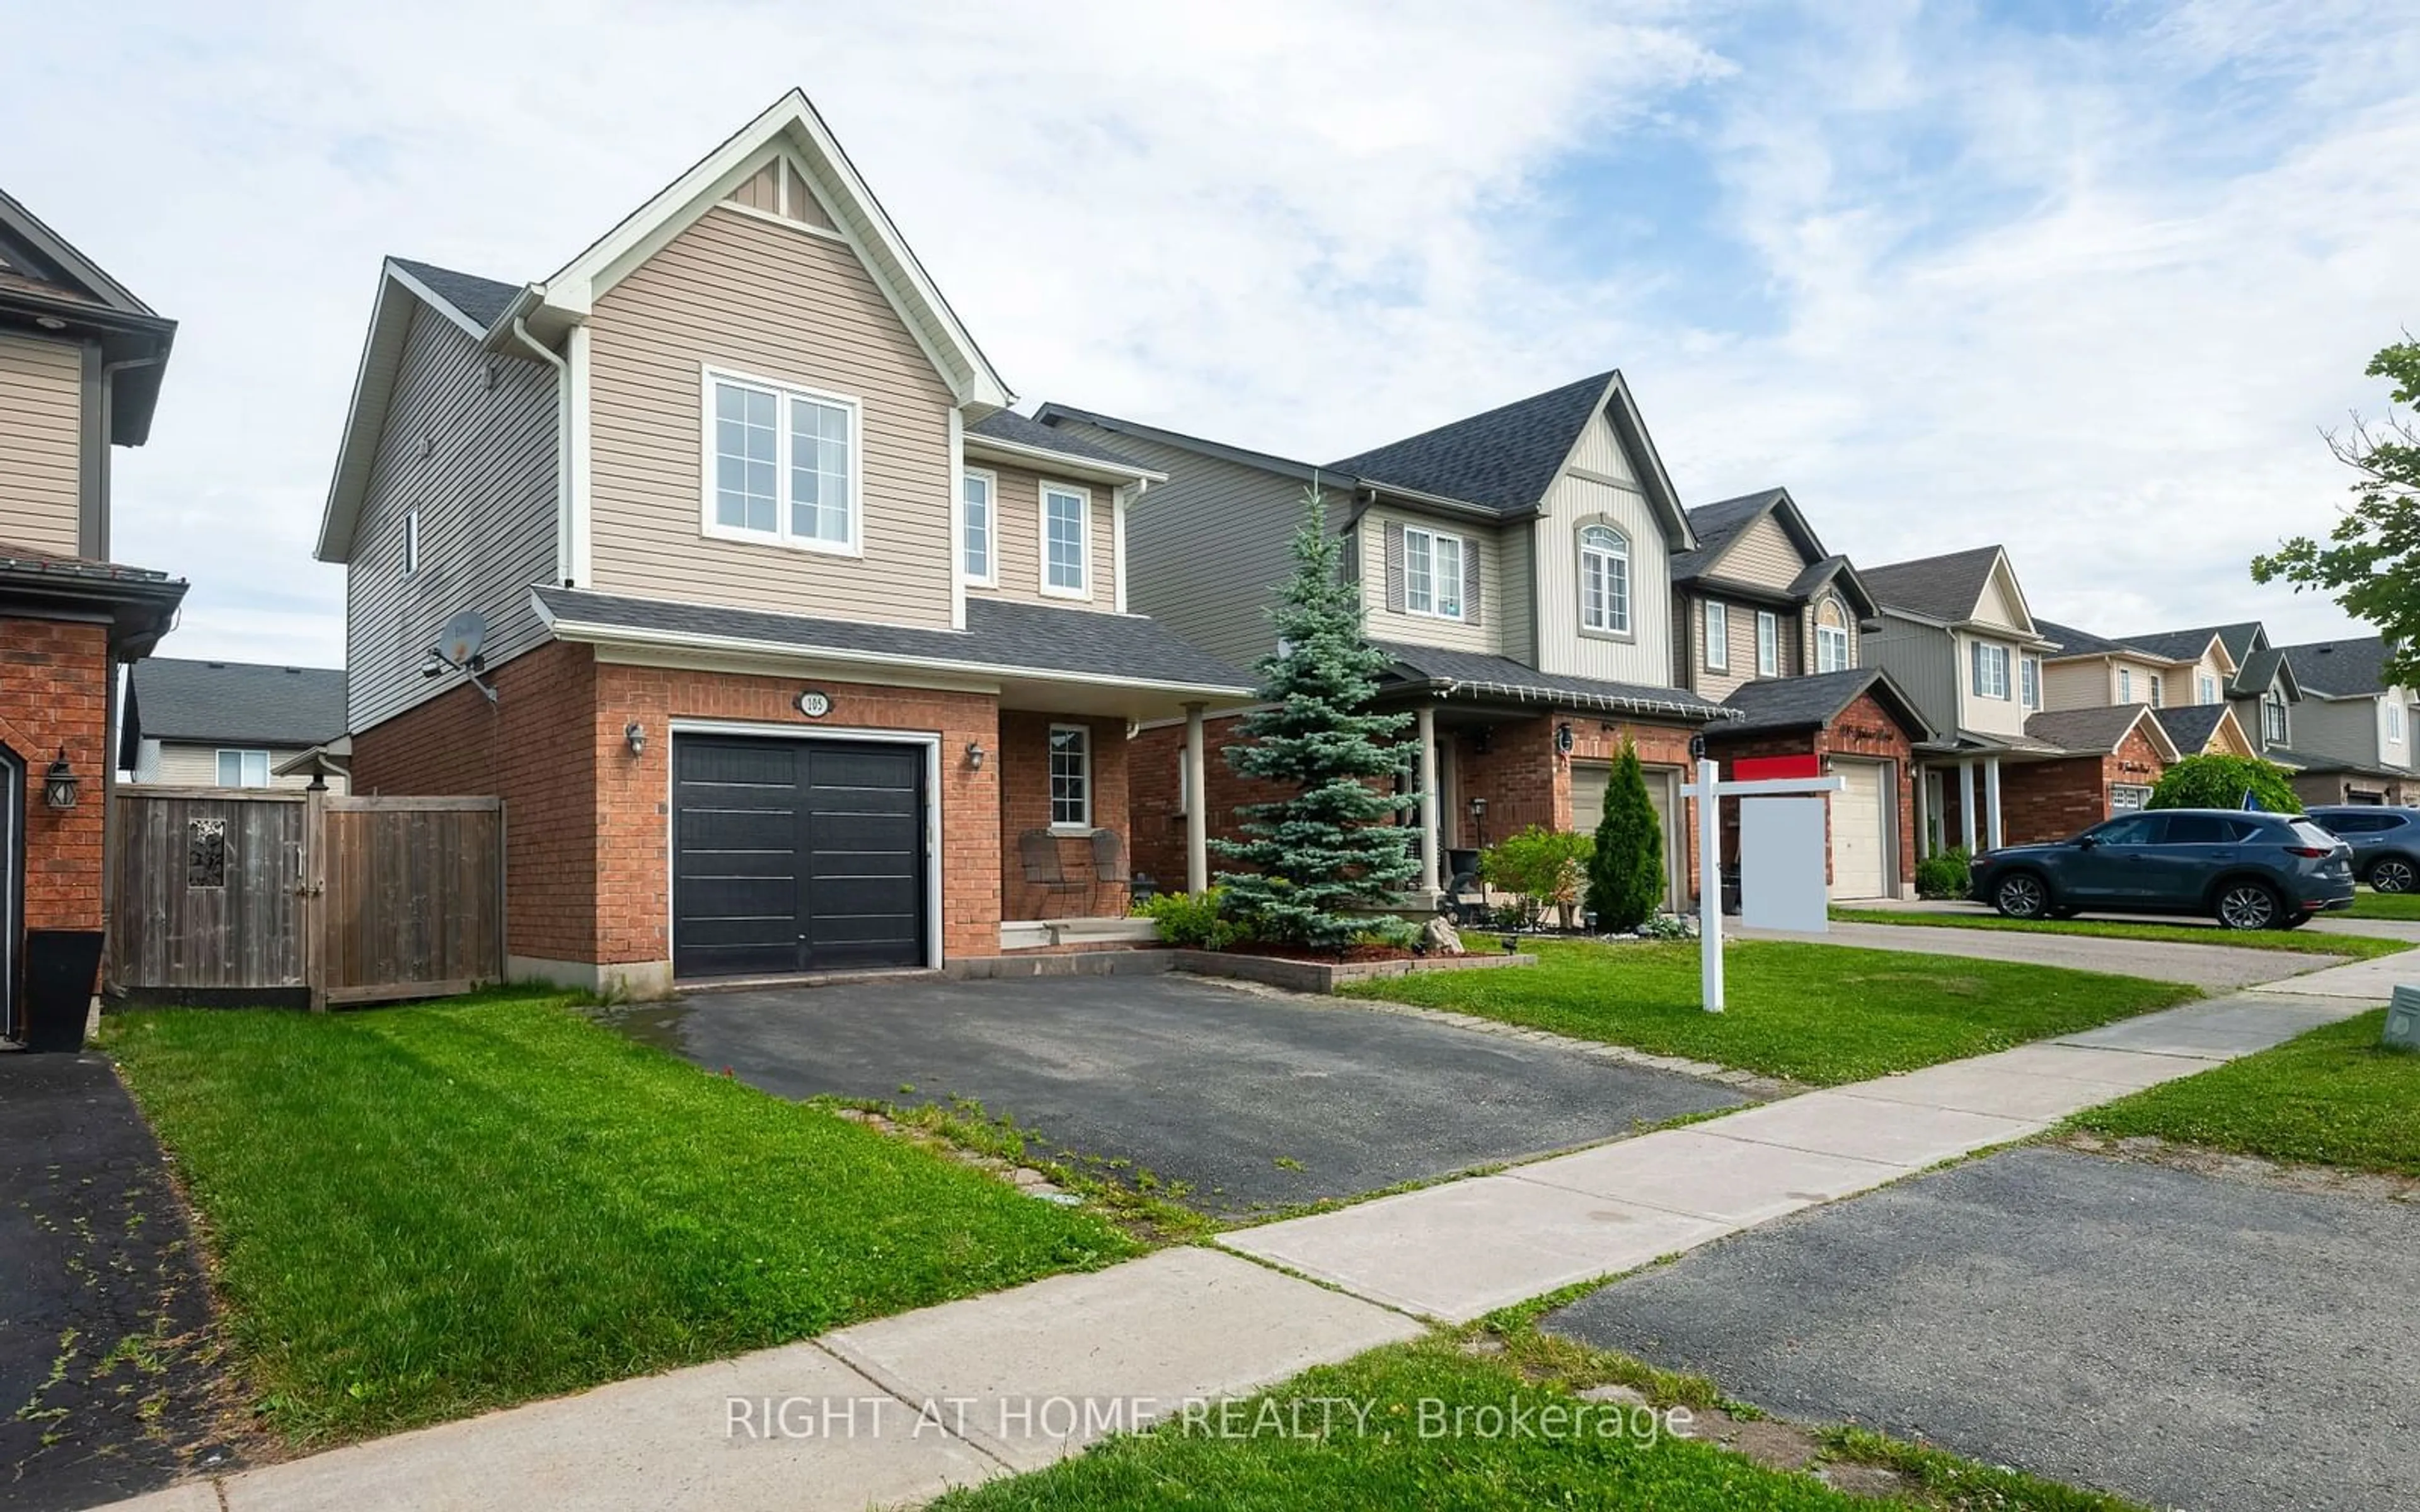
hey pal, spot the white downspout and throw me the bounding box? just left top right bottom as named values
left=509, top=317, right=574, bottom=587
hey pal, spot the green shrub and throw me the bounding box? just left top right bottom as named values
left=1478, top=825, right=1593, bottom=927
left=1586, top=739, right=1666, bottom=932
left=1914, top=847, right=1972, bottom=900
left=1632, top=912, right=1693, bottom=941
left=2148, top=753, right=2302, bottom=814
left=1351, top=915, right=1422, bottom=951
left=1137, top=888, right=1248, bottom=950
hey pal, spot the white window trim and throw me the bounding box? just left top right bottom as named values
left=960, top=466, right=998, bottom=588
left=1973, top=641, right=2012, bottom=701
left=1755, top=610, right=1778, bottom=677
left=2118, top=667, right=2133, bottom=703
left=1815, top=599, right=1851, bottom=675
left=2199, top=674, right=2218, bottom=705
left=1038, top=480, right=1093, bottom=599
left=1047, top=722, right=1093, bottom=831
left=1577, top=524, right=1630, bottom=636
left=697, top=364, right=865, bottom=558
left=403, top=508, right=420, bottom=576
left=216, top=748, right=271, bottom=789
left=2150, top=673, right=2164, bottom=708
left=1704, top=602, right=1729, bottom=672
left=2388, top=702, right=2406, bottom=744
left=1403, top=525, right=1466, bottom=621
left=2020, top=655, right=2041, bottom=710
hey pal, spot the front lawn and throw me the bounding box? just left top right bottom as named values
left=2070, top=1008, right=2420, bottom=1176
left=104, top=990, right=1134, bottom=1445
left=1829, top=907, right=2411, bottom=960
left=2348, top=888, right=2420, bottom=922
left=1343, top=940, right=2196, bottom=1085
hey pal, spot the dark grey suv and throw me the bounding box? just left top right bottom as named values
left=2305, top=806, right=2420, bottom=893
left=1970, top=808, right=2356, bottom=930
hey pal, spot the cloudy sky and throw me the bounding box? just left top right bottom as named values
left=8, top=0, right=2415, bottom=666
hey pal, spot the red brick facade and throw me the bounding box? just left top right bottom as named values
left=1948, top=722, right=2171, bottom=849
left=1703, top=690, right=1921, bottom=888
left=0, top=618, right=112, bottom=934
left=996, top=711, right=1129, bottom=919
left=352, top=639, right=1124, bottom=980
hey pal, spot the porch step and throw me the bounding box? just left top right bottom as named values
left=998, top=917, right=1160, bottom=953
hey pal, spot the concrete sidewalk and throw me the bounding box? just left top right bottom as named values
left=1737, top=919, right=2326, bottom=990
left=109, top=989, right=2375, bottom=1511
left=1220, top=990, right=2372, bottom=1322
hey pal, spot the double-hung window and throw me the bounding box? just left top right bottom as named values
left=1703, top=602, right=1729, bottom=672
left=1048, top=724, right=1092, bottom=828
left=2389, top=702, right=2406, bottom=745
left=2199, top=673, right=2218, bottom=705
left=2150, top=673, right=2164, bottom=707
left=1041, top=483, right=1090, bottom=595
left=1404, top=527, right=1465, bottom=619
left=2118, top=667, right=2134, bottom=703
left=705, top=369, right=859, bottom=553
left=216, top=749, right=270, bottom=788
left=962, top=469, right=996, bottom=584
left=1755, top=610, right=1779, bottom=677
left=1577, top=525, right=1629, bottom=634
left=2262, top=689, right=2289, bottom=746
left=1814, top=598, right=1851, bottom=673
left=1971, top=641, right=2011, bottom=700
left=2021, top=655, right=2041, bottom=710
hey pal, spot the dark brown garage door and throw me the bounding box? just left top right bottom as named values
left=672, top=735, right=927, bottom=978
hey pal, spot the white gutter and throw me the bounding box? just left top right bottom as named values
left=509, top=316, right=575, bottom=587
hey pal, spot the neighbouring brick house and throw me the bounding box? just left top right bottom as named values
left=2266, top=635, right=2420, bottom=807
left=0, top=188, right=187, bottom=1038
left=314, top=93, right=1248, bottom=996
left=1046, top=374, right=1742, bottom=913
left=1703, top=669, right=1933, bottom=897
left=1997, top=705, right=2179, bottom=842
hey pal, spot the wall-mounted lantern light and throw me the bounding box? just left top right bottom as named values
left=1554, top=721, right=1576, bottom=755
left=625, top=721, right=646, bottom=757
left=1467, top=796, right=1487, bottom=820
left=43, top=747, right=78, bottom=810
left=965, top=740, right=988, bottom=770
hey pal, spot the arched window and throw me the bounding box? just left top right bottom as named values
left=1579, top=525, right=1629, bottom=634
left=1814, top=595, right=1851, bottom=673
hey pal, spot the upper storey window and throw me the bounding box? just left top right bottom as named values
left=1042, top=483, right=1091, bottom=596
left=703, top=369, right=860, bottom=555
left=1578, top=524, right=1629, bottom=635
left=1405, top=527, right=1465, bottom=619
left=1815, top=596, right=1851, bottom=673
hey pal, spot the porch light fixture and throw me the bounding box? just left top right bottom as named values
left=1554, top=721, right=1575, bottom=755
left=965, top=740, right=988, bottom=770
left=1468, top=796, right=1487, bottom=820
left=43, top=747, right=78, bottom=810
left=624, top=721, right=646, bottom=756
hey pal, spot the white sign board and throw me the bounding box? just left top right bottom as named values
left=1739, top=796, right=1829, bottom=934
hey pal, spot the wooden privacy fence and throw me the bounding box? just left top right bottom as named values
left=112, top=788, right=505, bottom=1008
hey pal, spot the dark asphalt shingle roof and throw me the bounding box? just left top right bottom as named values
left=389, top=258, right=521, bottom=329
left=967, top=410, right=1155, bottom=469
left=1861, top=546, right=2005, bottom=623
left=1327, top=371, right=1613, bottom=518
left=2031, top=619, right=2143, bottom=659
left=126, top=658, right=347, bottom=746
left=1670, top=491, right=1784, bottom=580
left=2154, top=704, right=2232, bottom=753
left=2023, top=704, right=2162, bottom=756
left=2277, top=635, right=2395, bottom=697
left=533, top=587, right=1252, bottom=691
left=1371, top=641, right=1735, bottom=721
left=2236, top=646, right=2292, bottom=697
left=1711, top=667, right=1932, bottom=740
left=2109, top=623, right=2252, bottom=665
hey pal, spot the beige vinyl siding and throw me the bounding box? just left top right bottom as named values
left=1050, top=421, right=1339, bottom=668
left=963, top=459, right=1120, bottom=610
left=1712, top=513, right=1802, bottom=586
left=587, top=205, right=955, bottom=627
left=139, top=742, right=345, bottom=793
left=2040, top=658, right=2107, bottom=712
left=0, top=331, right=84, bottom=556
left=1691, top=598, right=1772, bottom=700
left=346, top=305, right=559, bottom=731
left=1860, top=609, right=1958, bottom=736
left=1359, top=505, right=1501, bottom=655
left=2190, top=648, right=2232, bottom=704
left=1955, top=631, right=2027, bottom=737
left=1535, top=411, right=1672, bottom=687
left=2382, top=689, right=2416, bottom=770
left=1969, top=564, right=2029, bottom=634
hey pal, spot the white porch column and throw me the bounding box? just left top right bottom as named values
left=1911, top=762, right=1931, bottom=861
left=1416, top=704, right=1441, bottom=895
left=1959, top=759, right=1978, bottom=852
left=1183, top=702, right=1209, bottom=895
left=1984, top=756, right=2004, bottom=851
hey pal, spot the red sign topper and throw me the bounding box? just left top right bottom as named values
left=1731, top=754, right=1823, bottom=782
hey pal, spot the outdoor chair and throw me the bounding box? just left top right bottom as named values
left=1017, top=829, right=1089, bottom=918
left=1088, top=828, right=1132, bottom=914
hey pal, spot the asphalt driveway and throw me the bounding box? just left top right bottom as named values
left=1545, top=1145, right=2420, bottom=1512
left=1, top=1053, right=229, bottom=1509
left=611, top=973, right=1751, bottom=1217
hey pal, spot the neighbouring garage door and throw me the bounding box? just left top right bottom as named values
left=1570, top=758, right=1685, bottom=911
left=1829, top=759, right=1889, bottom=900
left=672, top=735, right=928, bottom=979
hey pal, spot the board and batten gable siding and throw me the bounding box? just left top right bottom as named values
left=1534, top=408, right=1673, bottom=687
left=585, top=204, right=955, bottom=628
left=1860, top=610, right=1957, bottom=738
left=963, top=458, right=1121, bottom=611
left=346, top=304, right=559, bottom=733
left=0, top=331, right=85, bottom=557
left=1357, top=503, right=1502, bottom=656
left=1052, top=417, right=1344, bottom=668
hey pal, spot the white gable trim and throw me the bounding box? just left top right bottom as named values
left=1971, top=548, right=2039, bottom=637
left=534, top=90, right=1011, bottom=411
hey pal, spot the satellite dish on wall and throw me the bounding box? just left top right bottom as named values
left=441, top=610, right=490, bottom=672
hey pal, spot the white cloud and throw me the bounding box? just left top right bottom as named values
left=1, top=0, right=2411, bottom=666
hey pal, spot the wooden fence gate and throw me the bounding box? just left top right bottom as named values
left=112, top=788, right=505, bottom=1007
